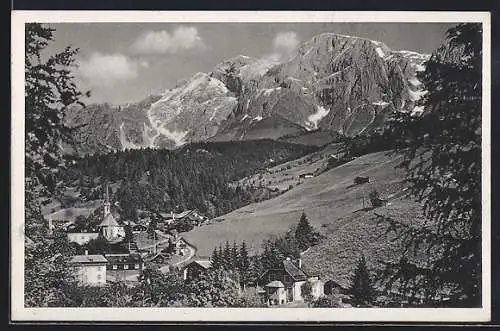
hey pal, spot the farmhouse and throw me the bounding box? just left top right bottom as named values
left=258, top=257, right=324, bottom=305
left=182, top=259, right=212, bottom=281
left=161, top=209, right=208, bottom=226
left=70, top=252, right=107, bottom=286
left=354, top=176, right=369, bottom=185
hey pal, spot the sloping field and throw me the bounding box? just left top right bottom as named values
left=301, top=199, right=423, bottom=288
left=184, top=151, right=417, bottom=260
left=235, top=142, right=343, bottom=192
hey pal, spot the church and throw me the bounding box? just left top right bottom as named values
left=97, top=185, right=125, bottom=242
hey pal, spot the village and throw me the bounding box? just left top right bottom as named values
left=44, top=181, right=358, bottom=307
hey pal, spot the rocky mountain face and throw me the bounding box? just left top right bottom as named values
left=65, top=33, right=430, bottom=154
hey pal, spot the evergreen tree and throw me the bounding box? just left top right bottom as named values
left=223, top=241, right=232, bottom=270
left=124, top=223, right=133, bottom=243
left=218, top=245, right=225, bottom=270
left=348, top=254, right=375, bottom=307
left=294, top=212, right=320, bottom=251
left=24, top=23, right=89, bottom=306
left=231, top=241, right=239, bottom=271
left=211, top=246, right=221, bottom=270
left=238, top=241, right=251, bottom=276
left=379, top=23, right=483, bottom=306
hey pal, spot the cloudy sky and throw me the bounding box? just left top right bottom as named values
left=46, top=23, right=456, bottom=105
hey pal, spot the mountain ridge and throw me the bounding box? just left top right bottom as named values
left=65, top=32, right=430, bottom=154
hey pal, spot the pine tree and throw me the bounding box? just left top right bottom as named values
left=231, top=241, right=239, bottom=271
left=238, top=241, right=251, bottom=287
left=223, top=241, right=232, bottom=270
left=24, top=23, right=89, bottom=306
left=218, top=245, right=224, bottom=270
left=348, top=254, right=375, bottom=307
left=380, top=23, right=483, bottom=306
left=211, top=246, right=221, bottom=270
left=294, top=212, right=319, bottom=251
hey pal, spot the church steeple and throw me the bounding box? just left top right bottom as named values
left=103, top=183, right=111, bottom=216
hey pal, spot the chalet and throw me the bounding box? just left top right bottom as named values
left=161, top=210, right=208, bottom=226
left=299, top=173, right=314, bottom=179
left=323, top=279, right=346, bottom=296
left=70, top=251, right=108, bottom=286
left=354, top=176, right=370, bottom=185
left=182, top=259, right=212, bottom=281
left=105, top=253, right=145, bottom=271
left=258, top=258, right=324, bottom=305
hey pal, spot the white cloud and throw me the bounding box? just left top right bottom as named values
left=131, top=26, right=204, bottom=55
left=78, top=52, right=144, bottom=87
left=273, top=31, right=300, bottom=54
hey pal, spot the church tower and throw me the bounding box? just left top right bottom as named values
left=103, top=183, right=111, bottom=216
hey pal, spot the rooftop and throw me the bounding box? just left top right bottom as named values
left=283, top=260, right=308, bottom=281
left=70, top=254, right=108, bottom=264
left=265, top=280, right=284, bottom=288
left=105, top=254, right=144, bottom=264
left=98, top=213, right=121, bottom=227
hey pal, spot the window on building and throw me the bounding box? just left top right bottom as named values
left=135, top=264, right=139, bottom=269
left=81, top=236, right=85, bottom=240
left=97, top=274, right=102, bottom=280
left=124, top=264, right=129, bottom=270
left=113, top=265, right=118, bottom=270
left=97, top=266, right=102, bottom=271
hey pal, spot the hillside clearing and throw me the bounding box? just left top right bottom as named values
left=184, top=150, right=415, bottom=257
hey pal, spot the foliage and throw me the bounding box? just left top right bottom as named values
left=312, top=295, right=342, bottom=307
left=294, top=212, right=322, bottom=251
left=175, top=218, right=195, bottom=233
left=85, top=234, right=111, bottom=255
left=377, top=23, right=483, bottom=306
left=238, top=241, right=251, bottom=285
left=348, top=254, right=375, bottom=307
left=66, top=140, right=318, bottom=219
left=369, top=190, right=384, bottom=208
left=24, top=232, right=78, bottom=307
left=301, top=280, right=314, bottom=304
left=24, top=23, right=89, bottom=307
left=25, top=23, right=89, bottom=195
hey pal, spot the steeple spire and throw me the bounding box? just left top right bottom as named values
left=103, top=182, right=111, bottom=216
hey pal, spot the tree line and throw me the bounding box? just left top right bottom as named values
left=64, top=140, right=317, bottom=222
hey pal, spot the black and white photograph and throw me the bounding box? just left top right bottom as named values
left=10, top=11, right=491, bottom=322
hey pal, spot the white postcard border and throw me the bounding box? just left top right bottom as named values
left=10, top=10, right=491, bottom=322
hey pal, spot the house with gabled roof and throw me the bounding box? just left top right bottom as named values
left=182, top=259, right=212, bottom=281
left=70, top=251, right=108, bottom=286
left=258, top=257, right=324, bottom=305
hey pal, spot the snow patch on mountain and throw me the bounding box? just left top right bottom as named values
left=411, top=105, right=425, bottom=116
left=372, top=101, right=390, bottom=106
left=306, top=105, right=330, bottom=130
left=375, top=47, right=385, bottom=58
left=409, top=89, right=428, bottom=102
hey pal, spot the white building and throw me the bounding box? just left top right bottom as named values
left=96, top=185, right=125, bottom=242
left=70, top=252, right=108, bottom=286
left=67, top=232, right=99, bottom=245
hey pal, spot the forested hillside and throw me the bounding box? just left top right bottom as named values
left=65, top=140, right=318, bottom=220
